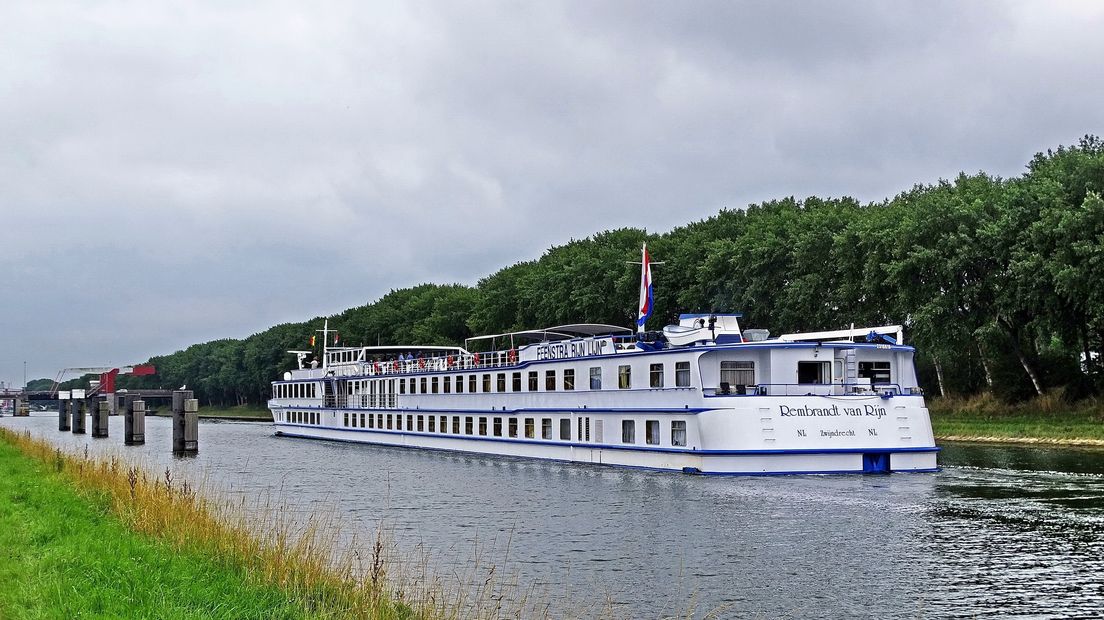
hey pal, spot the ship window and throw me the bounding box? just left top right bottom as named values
left=589, top=367, right=601, bottom=390
left=508, top=418, right=518, bottom=437
left=368, top=414, right=374, bottom=429
left=431, top=377, right=439, bottom=394
left=417, top=415, right=424, bottom=432
left=377, top=413, right=383, bottom=428
left=528, top=371, right=538, bottom=391
left=797, top=361, right=830, bottom=384
left=420, top=377, right=427, bottom=393
left=646, top=420, right=660, bottom=445
left=386, top=414, right=393, bottom=430
left=671, top=420, right=687, bottom=446
left=497, top=373, right=506, bottom=392
left=482, top=374, right=491, bottom=393
left=465, top=416, right=474, bottom=435
left=594, top=419, right=603, bottom=442
left=622, top=420, right=636, bottom=443
left=399, top=379, right=406, bottom=395
left=361, top=413, right=367, bottom=427
left=650, top=363, right=664, bottom=388
left=406, top=414, right=413, bottom=430
left=443, top=376, right=451, bottom=393
left=578, top=417, right=590, bottom=441
left=493, top=417, right=502, bottom=437
left=721, top=361, right=755, bottom=389
left=478, top=417, right=487, bottom=436
left=618, top=365, right=631, bottom=389
left=428, top=415, right=435, bottom=432
left=563, top=369, right=574, bottom=391
left=343, top=412, right=349, bottom=427
left=675, top=362, right=691, bottom=387
left=858, top=361, right=892, bottom=384
left=512, top=372, right=522, bottom=391
left=455, top=376, right=463, bottom=393
left=524, top=418, right=535, bottom=439
left=559, top=418, right=571, bottom=440
left=541, top=418, right=553, bottom=440
left=546, top=370, right=556, bottom=391
left=469, top=375, right=477, bottom=393
left=452, top=416, right=460, bottom=434
left=438, top=415, right=446, bottom=433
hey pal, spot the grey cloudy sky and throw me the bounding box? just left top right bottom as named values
left=2, top=1, right=1102, bottom=385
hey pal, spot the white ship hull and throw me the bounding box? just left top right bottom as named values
left=269, top=392, right=938, bottom=475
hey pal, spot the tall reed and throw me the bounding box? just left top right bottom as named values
left=0, top=427, right=547, bottom=619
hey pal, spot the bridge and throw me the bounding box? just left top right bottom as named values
left=0, top=388, right=174, bottom=417
left=1, top=364, right=162, bottom=417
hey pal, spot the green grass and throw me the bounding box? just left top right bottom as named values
left=148, top=404, right=272, bottom=421
left=929, top=392, right=1104, bottom=443
left=0, top=428, right=536, bottom=619
left=0, top=436, right=310, bottom=619
left=196, top=405, right=273, bottom=420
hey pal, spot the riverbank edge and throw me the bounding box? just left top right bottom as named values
left=0, top=427, right=430, bottom=619
left=935, top=434, right=1104, bottom=447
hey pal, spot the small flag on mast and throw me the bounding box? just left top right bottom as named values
left=637, top=242, right=654, bottom=333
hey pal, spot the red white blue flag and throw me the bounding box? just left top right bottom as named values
left=637, top=243, right=653, bottom=332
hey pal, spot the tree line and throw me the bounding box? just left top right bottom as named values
left=61, top=136, right=1103, bottom=405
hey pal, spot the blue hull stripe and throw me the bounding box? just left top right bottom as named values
left=276, top=431, right=939, bottom=475
left=273, top=423, right=939, bottom=455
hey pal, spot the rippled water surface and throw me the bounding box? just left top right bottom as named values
left=4, top=413, right=1103, bottom=618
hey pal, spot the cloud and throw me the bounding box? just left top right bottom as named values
left=1, top=0, right=1102, bottom=382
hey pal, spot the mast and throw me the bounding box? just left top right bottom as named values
left=318, top=319, right=331, bottom=370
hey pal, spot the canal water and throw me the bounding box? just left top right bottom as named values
left=3, top=413, right=1103, bottom=618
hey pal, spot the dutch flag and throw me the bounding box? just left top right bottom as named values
left=637, top=243, right=653, bottom=333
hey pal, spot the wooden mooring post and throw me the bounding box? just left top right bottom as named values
left=124, top=396, right=145, bottom=445
left=57, top=390, right=71, bottom=431
left=91, top=399, right=109, bottom=438
left=172, top=390, right=198, bottom=454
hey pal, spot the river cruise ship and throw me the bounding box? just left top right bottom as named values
left=268, top=248, right=938, bottom=475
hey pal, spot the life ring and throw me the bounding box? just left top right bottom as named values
left=508, top=349, right=517, bottom=364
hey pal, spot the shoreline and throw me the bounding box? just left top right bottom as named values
left=935, top=434, right=1104, bottom=448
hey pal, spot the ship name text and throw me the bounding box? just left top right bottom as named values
left=779, top=404, right=887, bottom=419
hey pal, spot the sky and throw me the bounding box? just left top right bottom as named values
left=2, top=1, right=1103, bottom=386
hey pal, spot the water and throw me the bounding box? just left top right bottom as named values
left=4, top=413, right=1103, bottom=618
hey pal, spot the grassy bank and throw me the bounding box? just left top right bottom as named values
left=148, top=404, right=272, bottom=421
left=929, top=393, right=1104, bottom=445
left=194, top=405, right=272, bottom=421
left=0, top=435, right=317, bottom=618
left=0, top=428, right=454, bottom=619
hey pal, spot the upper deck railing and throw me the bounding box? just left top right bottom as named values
left=311, top=337, right=641, bottom=379
left=704, top=383, right=923, bottom=397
